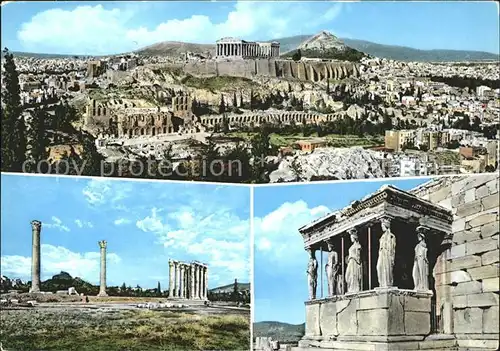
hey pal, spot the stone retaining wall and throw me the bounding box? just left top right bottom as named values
left=411, top=174, right=499, bottom=350
left=182, top=59, right=359, bottom=82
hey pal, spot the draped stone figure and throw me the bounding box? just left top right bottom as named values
left=376, top=218, right=396, bottom=288
left=325, top=241, right=339, bottom=297
left=306, top=248, right=318, bottom=300
left=345, top=229, right=362, bottom=293
left=413, top=227, right=429, bottom=291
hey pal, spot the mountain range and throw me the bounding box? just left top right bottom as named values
left=6, top=33, right=498, bottom=62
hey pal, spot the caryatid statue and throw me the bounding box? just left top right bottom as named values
left=306, top=248, right=318, bottom=300
left=412, top=226, right=429, bottom=291
left=325, top=241, right=339, bottom=297
left=376, top=218, right=396, bottom=288
left=345, top=229, right=362, bottom=293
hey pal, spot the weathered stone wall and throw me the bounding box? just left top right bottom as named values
left=182, top=59, right=359, bottom=82
left=411, top=174, right=499, bottom=350
left=200, top=111, right=340, bottom=127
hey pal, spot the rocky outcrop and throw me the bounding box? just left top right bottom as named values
left=269, top=147, right=384, bottom=182
left=298, top=31, right=346, bottom=52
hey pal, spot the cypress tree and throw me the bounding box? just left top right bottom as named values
left=26, top=107, right=49, bottom=172
left=1, top=48, right=25, bottom=171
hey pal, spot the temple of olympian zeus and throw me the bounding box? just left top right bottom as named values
left=215, top=37, right=280, bottom=59
left=168, top=259, right=209, bottom=300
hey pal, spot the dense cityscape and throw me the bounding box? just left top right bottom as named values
left=1, top=29, right=499, bottom=182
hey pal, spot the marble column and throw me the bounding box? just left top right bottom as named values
left=193, top=265, right=199, bottom=298
left=197, top=264, right=203, bottom=298
left=181, top=264, right=186, bottom=298
left=190, top=264, right=195, bottom=299
left=168, top=260, right=174, bottom=297
left=204, top=266, right=208, bottom=299
left=29, top=220, right=42, bottom=293
left=174, top=261, right=180, bottom=297
left=98, top=240, right=108, bottom=297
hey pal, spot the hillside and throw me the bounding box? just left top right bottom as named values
left=210, top=281, right=250, bottom=293
left=41, top=271, right=98, bottom=295
left=137, top=41, right=215, bottom=56
left=253, top=321, right=305, bottom=343
left=272, top=34, right=497, bottom=62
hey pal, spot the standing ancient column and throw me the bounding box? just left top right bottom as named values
left=98, top=240, right=108, bottom=297
left=168, top=260, right=174, bottom=297
left=200, top=266, right=205, bottom=299
left=190, top=264, right=195, bottom=299
left=204, top=266, right=209, bottom=299
left=197, top=264, right=203, bottom=298
left=29, top=220, right=42, bottom=293
left=174, top=261, right=179, bottom=297
left=179, top=263, right=185, bottom=298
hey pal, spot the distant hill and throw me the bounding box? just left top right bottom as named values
left=41, top=271, right=98, bottom=295
left=281, top=31, right=366, bottom=62
left=253, top=321, right=305, bottom=343
left=137, top=41, right=215, bottom=57
left=210, top=281, right=250, bottom=293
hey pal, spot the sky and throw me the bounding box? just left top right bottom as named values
left=1, top=1, right=498, bottom=55
left=0, top=174, right=250, bottom=290
left=253, top=177, right=431, bottom=324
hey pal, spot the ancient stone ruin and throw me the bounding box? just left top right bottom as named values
left=216, top=37, right=280, bottom=58
left=29, top=220, right=42, bottom=293
left=97, top=240, right=108, bottom=297
left=297, top=174, right=499, bottom=350
left=168, top=260, right=208, bottom=300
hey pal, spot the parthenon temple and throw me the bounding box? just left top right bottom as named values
left=216, top=37, right=280, bottom=58
left=298, top=184, right=457, bottom=350
left=168, top=260, right=208, bottom=300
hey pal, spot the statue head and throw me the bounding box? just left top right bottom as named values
left=306, top=247, right=316, bottom=259
left=380, top=217, right=391, bottom=232
left=327, top=240, right=334, bottom=252
left=416, top=226, right=427, bottom=241
left=348, top=228, right=358, bottom=243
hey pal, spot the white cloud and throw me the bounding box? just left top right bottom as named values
left=1, top=244, right=121, bottom=283
left=136, top=205, right=250, bottom=286
left=44, top=216, right=70, bottom=232
left=254, top=200, right=330, bottom=259
left=75, top=219, right=94, bottom=229
left=114, top=218, right=131, bottom=226
left=17, top=1, right=345, bottom=54
left=82, top=179, right=131, bottom=207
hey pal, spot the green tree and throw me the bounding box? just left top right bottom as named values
left=1, top=48, right=26, bottom=171
left=219, top=95, right=226, bottom=114
left=26, top=107, right=49, bottom=172
left=250, top=125, right=271, bottom=183
left=292, top=49, right=302, bottom=61
left=157, top=281, right=161, bottom=295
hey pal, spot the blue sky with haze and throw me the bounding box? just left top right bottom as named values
left=1, top=1, right=498, bottom=55
left=1, top=174, right=250, bottom=290
left=253, top=177, right=430, bottom=324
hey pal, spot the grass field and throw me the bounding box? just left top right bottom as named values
left=0, top=308, right=249, bottom=351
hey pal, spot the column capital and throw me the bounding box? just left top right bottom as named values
left=416, top=225, right=430, bottom=237
left=98, top=240, right=107, bottom=249
left=31, top=220, right=42, bottom=231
